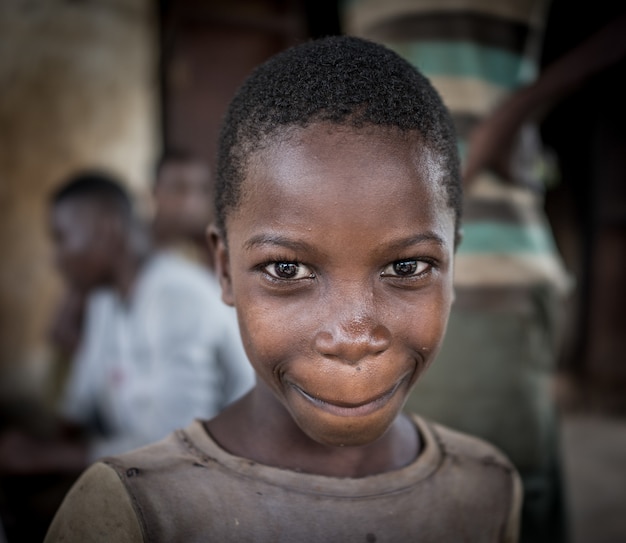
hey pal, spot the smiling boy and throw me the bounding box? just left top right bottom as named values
left=45, top=36, right=521, bottom=542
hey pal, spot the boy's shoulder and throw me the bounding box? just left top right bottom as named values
left=413, top=414, right=522, bottom=542
left=102, top=420, right=204, bottom=474
left=44, top=461, right=143, bottom=542
left=409, top=413, right=521, bottom=506
left=416, top=414, right=517, bottom=473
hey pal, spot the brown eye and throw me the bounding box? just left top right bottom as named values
left=275, top=262, right=298, bottom=278
left=394, top=260, right=418, bottom=276
left=382, top=259, right=428, bottom=277
left=264, top=262, right=313, bottom=280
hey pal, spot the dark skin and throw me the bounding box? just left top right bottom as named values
left=50, top=199, right=144, bottom=298
left=207, top=123, right=457, bottom=478
left=47, top=286, right=86, bottom=361
left=0, top=199, right=148, bottom=475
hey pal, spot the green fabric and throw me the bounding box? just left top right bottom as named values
left=457, top=222, right=559, bottom=254
left=388, top=41, right=536, bottom=88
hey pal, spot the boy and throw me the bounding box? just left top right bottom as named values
left=45, top=36, right=521, bottom=542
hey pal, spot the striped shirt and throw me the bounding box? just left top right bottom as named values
left=342, top=0, right=571, bottom=295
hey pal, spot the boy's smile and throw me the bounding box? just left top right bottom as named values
left=215, top=123, right=456, bottom=454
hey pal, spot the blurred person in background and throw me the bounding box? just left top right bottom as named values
left=48, top=170, right=253, bottom=459
left=0, top=170, right=254, bottom=541
left=341, top=1, right=626, bottom=542
left=151, top=148, right=216, bottom=270
left=46, top=149, right=221, bottom=402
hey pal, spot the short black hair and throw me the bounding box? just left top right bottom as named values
left=215, top=35, right=461, bottom=236
left=51, top=170, right=133, bottom=220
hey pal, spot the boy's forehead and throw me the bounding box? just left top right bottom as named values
left=229, top=123, right=453, bottom=234
left=244, top=123, right=446, bottom=196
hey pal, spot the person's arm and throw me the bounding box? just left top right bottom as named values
left=464, top=13, right=626, bottom=184
left=48, top=287, right=88, bottom=360
left=44, top=462, right=143, bottom=542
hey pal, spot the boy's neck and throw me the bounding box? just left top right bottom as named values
left=204, top=387, right=421, bottom=478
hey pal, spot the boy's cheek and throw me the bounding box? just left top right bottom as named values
left=237, top=318, right=287, bottom=377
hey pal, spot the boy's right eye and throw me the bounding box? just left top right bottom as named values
left=263, top=262, right=314, bottom=280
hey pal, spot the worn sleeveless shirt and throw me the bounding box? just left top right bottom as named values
left=45, top=414, right=521, bottom=542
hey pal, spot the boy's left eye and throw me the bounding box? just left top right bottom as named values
left=381, top=259, right=429, bottom=277
left=264, top=261, right=314, bottom=280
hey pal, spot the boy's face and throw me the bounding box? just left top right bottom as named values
left=50, top=200, right=118, bottom=291
left=216, top=124, right=456, bottom=448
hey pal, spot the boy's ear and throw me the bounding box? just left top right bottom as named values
left=207, top=224, right=235, bottom=306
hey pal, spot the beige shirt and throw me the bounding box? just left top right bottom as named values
left=45, top=414, right=522, bottom=542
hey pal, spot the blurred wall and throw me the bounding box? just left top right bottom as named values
left=0, top=0, right=158, bottom=399
left=160, top=0, right=309, bottom=173
left=541, top=0, right=626, bottom=409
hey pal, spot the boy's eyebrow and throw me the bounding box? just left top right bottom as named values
left=385, top=232, right=447, bottom=251
left=243, top=232, right=447, bottom=252
left=243, top=234, right=314, bottom=253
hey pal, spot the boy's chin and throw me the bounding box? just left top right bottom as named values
left=296, top=410, right=400, bottom=449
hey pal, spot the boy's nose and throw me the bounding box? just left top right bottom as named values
left=313, top=295, right=392, bottom=364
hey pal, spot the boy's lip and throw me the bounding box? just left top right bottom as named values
left=290, top=379, right=405, bottom=418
